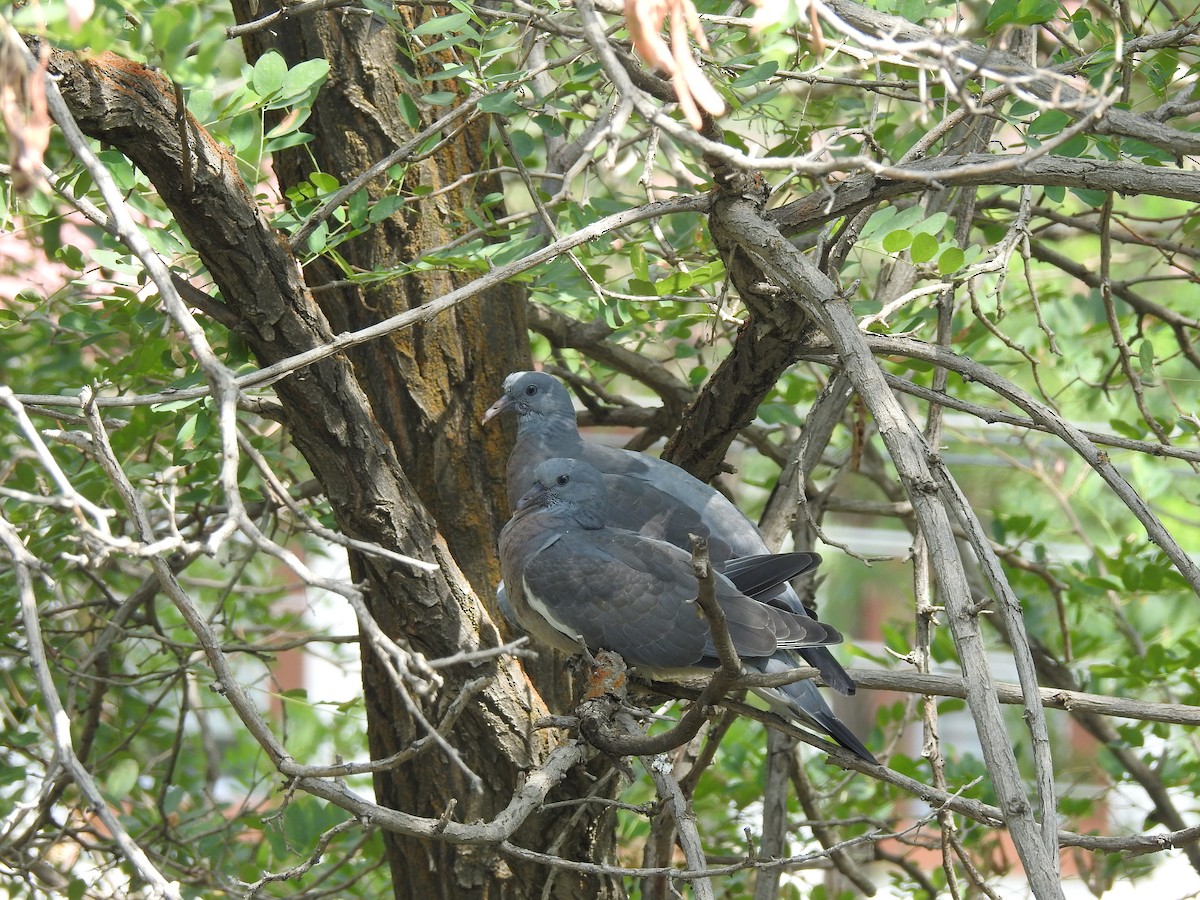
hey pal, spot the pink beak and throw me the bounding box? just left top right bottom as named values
left=482, top=393, right=515, bottom=425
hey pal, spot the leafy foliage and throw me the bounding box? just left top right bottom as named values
left=2, top=0, right=1199, bottom=896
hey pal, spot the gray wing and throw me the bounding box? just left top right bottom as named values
left=583, top=443, right=765, bottom=557
left=498, top=511, right=588, bottom=657
left=586, top=531, right=840, bottom=658
left=600, top=472, right=734, bottom=566
left=721, top=552, right=821, bottom=599
left=494, top=581, right=517, bottom=629
left=718, top=574, right=842, bottom=654
left=589, top=445, right=856, bottom=695
left=520, top=530, right=713, bottom=670
left=522, top=529, right=839, bottom=668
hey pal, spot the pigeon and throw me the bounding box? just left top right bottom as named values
left=499, top=458, right=876, bottom=763
left=483, top=370, right=856, bottom=697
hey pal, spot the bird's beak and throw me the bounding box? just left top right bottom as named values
left=482, top=393, right=515, bottom=425
left=515, top=484, right=550, bottom=512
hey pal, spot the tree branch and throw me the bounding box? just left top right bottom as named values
left=771, top=154, right=1200, bottom=235
left=706, top=189, right=1065, bottom=898
left=797, top=335, right=1200, bottom=593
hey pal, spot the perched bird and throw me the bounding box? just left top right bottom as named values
left=500, top=458, right=876, bottom=763
left=483, top=370, right=856, bottom=697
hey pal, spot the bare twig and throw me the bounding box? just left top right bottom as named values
left=0, top=515, right=184, bottom=900
left=708, top=665, right=1200, bottom=726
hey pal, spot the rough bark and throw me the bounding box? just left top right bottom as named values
left=662, top=172, right=822, bottom=482
left=38, top=25, right=618, bottom=900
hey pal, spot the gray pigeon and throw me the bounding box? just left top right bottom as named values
left=500, top=459, right=876, bottom=763
left=483, top=370, right=856, bottom=697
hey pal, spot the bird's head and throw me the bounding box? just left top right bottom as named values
left=482, top=371, right=572, bottom=426
left=515, top=457, right=607, bottom=526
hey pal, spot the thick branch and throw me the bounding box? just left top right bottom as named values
left=772, top=154, right=1200, bottom=235
left=664, top=171, right=820, bottom=481
left=708, top=666, right=1200, bottom=726
left=708, top=190, right=1064, bottom=898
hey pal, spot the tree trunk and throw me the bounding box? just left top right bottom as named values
left=41, top=11, right=620, bottom=896
left=228, top=4, right=619, bottom=896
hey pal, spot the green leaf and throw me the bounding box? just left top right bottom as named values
left=281, top=58, right=330, bottom=100
left=938, top=246, right=965, bottom=274
left=368, top=196, right=407, bottom=223
left=362, top=0, right=402, bottom=23
left=252, top=51, right=288, bottom=98
left=630, top=243, right=649, bottom=283
left=0, top=763, right=25, bottom=787
left=1108, top=417, right=1143, bottom=439
left=398, top=94, right=421, bottom=129
left=1117, top=723, right=1145, bottom=747
left=264, top=130, right=315, bottom=152
left=910, top=232, right=939, bottom=263
left=1070, top=188, right=1107, bottom=207
left=985, top=0, right=1018, bottom=31
left=153, top=397, right=205, bottom=413
left=889, top=205, right=925, bottom=231
left=1014, top=0, right=1061, bottom=25
left=911, top=211, right=948, bottom=235
left=307, top=221, right=330, bottom=253
left=265, top=108, right=312, bottom=139
left=991, top=0, right=1059, bottom=29
left=348, top=189, right=370, bottom=228
left=653, top=271, right=695, bottom=295
left=1028, top=110, right=1071, bottom=136
left=54, top=245, right=86, bottom=271
left=479, top=91, right=522, bottom=116
left=1144, top=50, right=1179, bottom=97
left=150, top=7, right=189, bottom=69
left=430, top=63, right=471, bottom=81
left=310, top=172, right=340, bottom=193
left=105, top=758, right=140, bottom=799
left=731, top=62, right=779, bottom=88
left=1070, top=7, right=1093, bottom=38
left=177, top=414, right=199, bottom=447
left=882, top=230, right=912, bottom=253
left=758, top=402, right=803, bottom=426
left=1138, top=338, right=1156, bottom=377
left=412, top=12, right=473, bottom=35
left=1055, top=134, right=1089, bottom=158
left=859, top=206, right=898, bottom=240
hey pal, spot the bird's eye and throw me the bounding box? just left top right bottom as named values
left=525, top=384, right=538, bottom=396
left=556, top=474, right=570, bottom=486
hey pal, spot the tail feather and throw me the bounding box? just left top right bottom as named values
left=755, top=656, right=876, bottom=764
left=799, top=646, right=857, bottom=696
left=722, top=553, right=857, bottom=696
